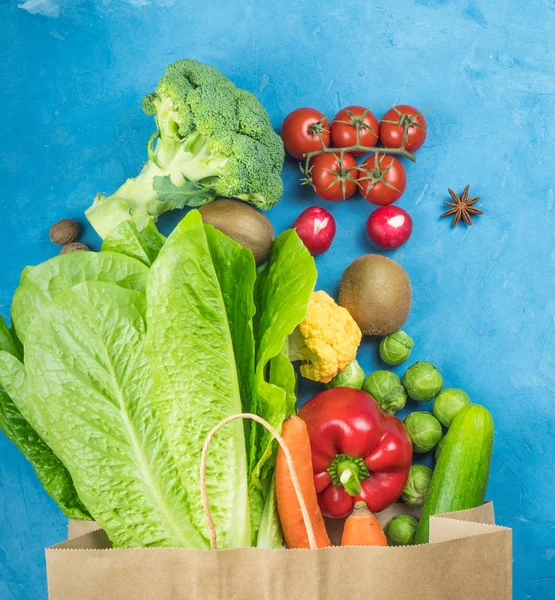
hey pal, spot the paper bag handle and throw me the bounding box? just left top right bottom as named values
left=200, top=413, right=318, bottom=550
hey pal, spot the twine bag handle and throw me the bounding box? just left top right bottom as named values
left=200, top=413, right=317, bottom=550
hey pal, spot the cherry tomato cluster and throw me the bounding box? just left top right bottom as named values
left=281, top=105, right=426, bottom=253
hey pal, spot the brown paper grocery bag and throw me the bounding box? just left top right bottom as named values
left=47, top=414, right=512, bottom=600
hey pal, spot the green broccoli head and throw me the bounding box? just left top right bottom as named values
left=86, top=59, right=284, bottom=239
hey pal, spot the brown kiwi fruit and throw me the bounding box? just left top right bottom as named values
left=199, top=199, right=274, bottom=265
left=339, top=254, right=412, bottom=336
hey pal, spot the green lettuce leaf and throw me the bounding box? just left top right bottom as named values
left=140, top=219, right=167, bottom=258
left=247, top=230, right=317, bottom=543
left=144, top=210, right=251, bottom=549
left=12, top=251, right=148, bottom=343
left=204, top=224, right=257, bottom=416
left=252, top=262, right=269, bottom=356
left=269, top=348, right=299, bottom=419
left=256, top=474, right=283, bottom=549
left=101, top=220, right=166, bottom=267
left=3, top=281, right=204, bottom=548
left=0, top=317, right=22, bottom=360
left=0, top=318, right=91, bottom=520
left=253, top=349, right=296, bottom=548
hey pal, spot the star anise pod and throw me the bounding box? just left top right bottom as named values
left=441, top=185, right=483, bottom=226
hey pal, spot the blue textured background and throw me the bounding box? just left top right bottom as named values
left=1, top=0, right=554, bottom=598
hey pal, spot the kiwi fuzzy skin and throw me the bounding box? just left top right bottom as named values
left=339, top=254, right=412, bottom=336
left=199, top=199, right=274, bottom=266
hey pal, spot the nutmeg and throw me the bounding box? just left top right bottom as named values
left=50, top=219, right=80, bottom=246
left=60, top=242, right=89, bottom=254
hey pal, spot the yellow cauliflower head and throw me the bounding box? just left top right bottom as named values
left=289, top=290, right=362, bottom=384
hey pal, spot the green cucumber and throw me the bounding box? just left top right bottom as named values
left=414, top=404, right=493, bottom=544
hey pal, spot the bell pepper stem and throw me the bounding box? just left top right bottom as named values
left=327, top=454, right=370, bottom=496
left=337, top=460, right=362, bottom=496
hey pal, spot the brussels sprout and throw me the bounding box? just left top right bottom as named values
left=326, top=360, right=365, bottom=390
left=433, top=388, right=471, bottom=427
left=384, top=514, right=419, bottom=546
left=362, top=370, right=407, bottom=414
left=379, top=330, right=414, bottom=366
left=435, top=435, right=446, bottom=463
left=403, top=411, right=443, bottom=453
left=402, top=464, right=433, bottom=506
left=402, top=361, right=443, bottom=401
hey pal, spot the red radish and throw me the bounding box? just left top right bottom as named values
left=293, top=207, right=336, bottom=256
left=366, top=205, right=413, bottom=250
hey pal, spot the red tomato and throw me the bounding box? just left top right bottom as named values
left=281, top=108, right=331, bottom=159
left=293, top=206, right=336, bottom=256
left=331, top=106, right=379, bottom=154
left=310, top=153, right=358, bottom=201
left=379, top=105, right=427, bottom=152
left=358, top=154, right=406, bottom=205
left=366, top=205, right=413, bottom=250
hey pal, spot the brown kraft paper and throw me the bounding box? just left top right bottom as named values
left=51, top=501, right=511, bottom=600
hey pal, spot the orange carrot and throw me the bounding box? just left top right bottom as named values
left=275, top=415, right=331, bottom=549
left=341, top=501, right=388, bottom=547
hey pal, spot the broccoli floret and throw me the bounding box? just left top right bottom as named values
left=86, top=60, right=284, bottom=239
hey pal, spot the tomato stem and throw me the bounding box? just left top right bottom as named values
left=304, top=145, right=416, bottom=162
left=302, top=145, right=416, bottom=179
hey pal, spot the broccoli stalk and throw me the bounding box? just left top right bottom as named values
left=86, top=130, right=226, bottom=239
left=86, top=60, right=284, bottom=239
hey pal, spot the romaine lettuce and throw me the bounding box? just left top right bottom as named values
left=12, top=251, right=148, bottom=343
left=1, top=282, right=204, bottom=548
left=0, top=211, right=317, bottom=549
left=248, top=230, right=317, bottom=544
left=101, top=220, right=166, bottom=267
left=144, top=211, right=255, bottom=548
left=0, top=317, right=90, bottom=520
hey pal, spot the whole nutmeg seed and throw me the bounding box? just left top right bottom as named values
left=60, top=242, right=89, bottom=254
left=50, top=219, right=80, bottom=246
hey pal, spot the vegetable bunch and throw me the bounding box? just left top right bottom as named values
left=282, top=105, right=427, bottom=253
left=0, top=211, right=317, bottom=550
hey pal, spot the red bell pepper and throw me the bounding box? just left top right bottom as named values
left=298, top=387, right=412, bottom=518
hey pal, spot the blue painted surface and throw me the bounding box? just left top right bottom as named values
left=0, top=0, right=554, bottom=597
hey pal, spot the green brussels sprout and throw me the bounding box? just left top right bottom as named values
left=379, top=330, right=414, bottom=366
left=384, top=514, right=419, bottom=546
left=326, top=360, right=365, bottom=390
left=402, top=464, right=433, bottom=506
left=403, top=411, right=443, bottom=453
left=433, top=388, right=471, bottom=427
left=402, top=361, right=443, bottom=401
left=362, top=370, right=407, bottom=414
left=435, top=435, right=446, bottom=463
